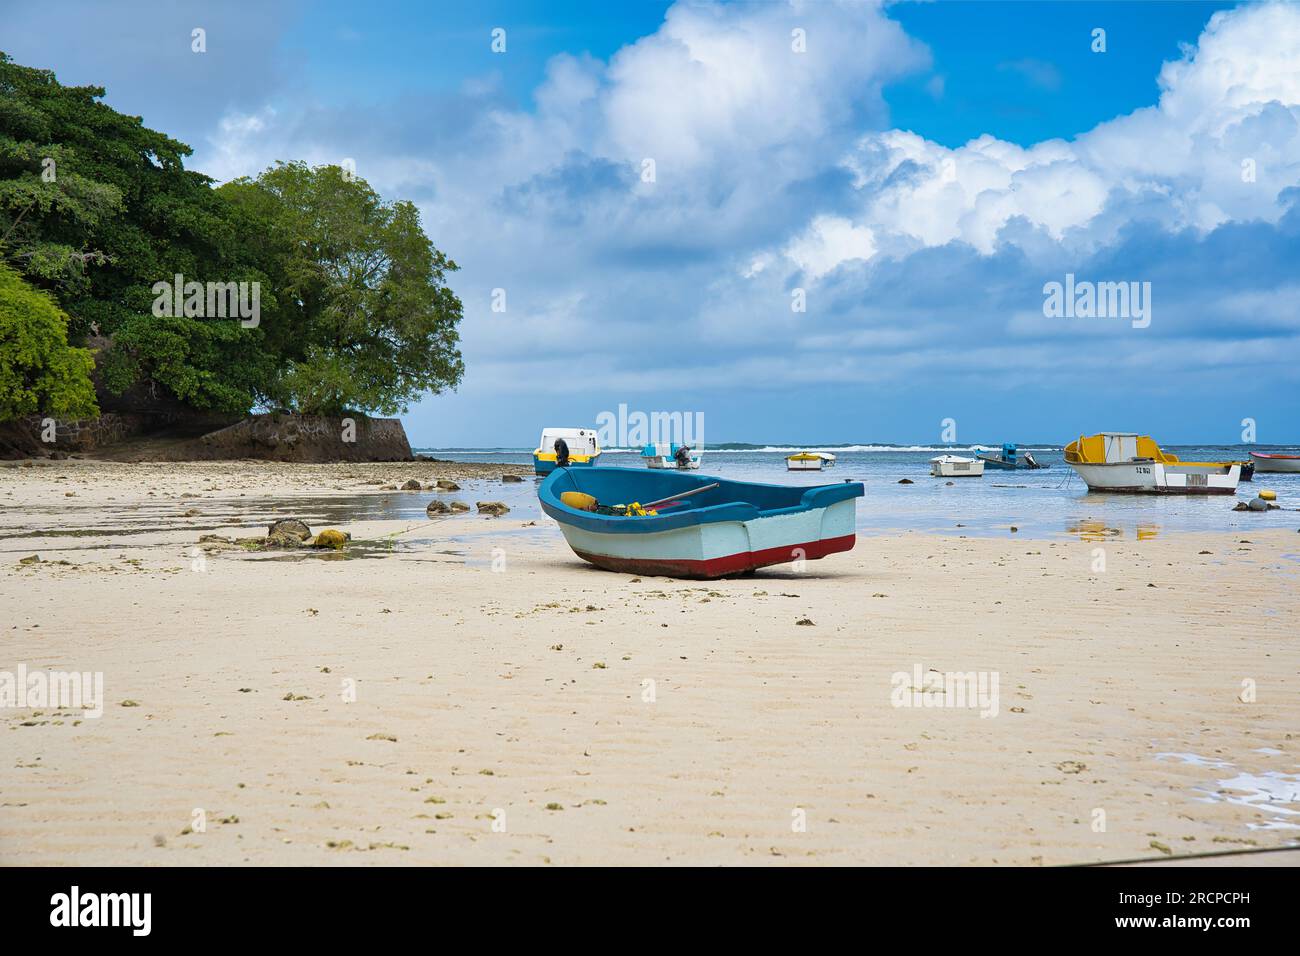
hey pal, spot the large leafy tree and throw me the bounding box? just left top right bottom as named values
left=0, top=52, right=282, bottom=414
left=0, top=262, right=97, bottom=422
left=220, top=162, right=464, bottom=416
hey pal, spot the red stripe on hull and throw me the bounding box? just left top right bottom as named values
left=572, top=533, right=857, bottom=579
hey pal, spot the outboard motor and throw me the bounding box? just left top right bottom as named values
left=554, top=438, right=571, bottom=469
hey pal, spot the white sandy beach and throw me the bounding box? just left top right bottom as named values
left=2, top=460, right=1298, bottom=865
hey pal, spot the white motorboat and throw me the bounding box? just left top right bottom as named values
left=930, top=455, right=984, bottom=478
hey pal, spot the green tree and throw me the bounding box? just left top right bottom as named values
left=0, top=52, right=283, bottom=415
left=221, top=162, right=464, bottom=416
left=0, top=262, right=97, bottom=422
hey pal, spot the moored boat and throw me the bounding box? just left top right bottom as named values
left=976, top=444, right=1049, bottom=471
left=1065, top=433, right=1240, bottom=494
left=641, top=442, right=702, bottom=470
left=930, top=455, right=984, bottom=477
left=539, top=467, right=864, bottom=579
left=786, top=452, right=835, bottom=471
left=1249, top=452, right=1300, bottom=474
left=533, top=427, right=601, bottom=476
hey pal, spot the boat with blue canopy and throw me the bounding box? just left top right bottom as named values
left=975, top=444, right=1049, bottom=470
left=538, top=467, right=864, bottom=579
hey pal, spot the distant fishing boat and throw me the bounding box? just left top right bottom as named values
left=640, top=442, right=702, bottom=470
left=1249, top=452, right=1300, bottom=474
left=539, top=467, right=864, bottom=579
left=976, top=444, right=1049, bottom=471
left=930, top=455, right=984, bottom=477
left=786, top=452, right=835, bottom=471
left=1065, top=433, right=1240, bottom=494
left=532, top=427, right=601, bottom=476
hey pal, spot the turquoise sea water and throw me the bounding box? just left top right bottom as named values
left=416, top=444, right=1300, bottom=540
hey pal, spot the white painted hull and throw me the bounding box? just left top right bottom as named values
left=555, top=499, right=857, bottom=577
left=1250, top=454, right=1300, bottom=474
left=1068, top=460, right=1240, bottom=494
left=931, top=460, right=984, bottom=477
left=787, top=459, right=823, bottom=471
left=644, top=456, right=702, bottom=470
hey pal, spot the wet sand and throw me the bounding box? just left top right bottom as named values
left=2, top=460, right=1298, bottom=865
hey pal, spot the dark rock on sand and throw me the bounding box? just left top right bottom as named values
left=401, top=479, right=422, bottom=491
left=502, top=475, right=524, bottom=482
left=898, top=478, right=914, bottom=484
left=267, top=518, right=312, bottom=548
left=477, top=501, right=510, bottom=517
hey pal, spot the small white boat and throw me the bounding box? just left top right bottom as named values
left=1065, top=433, right=1239, bottom=494
left=786, top=452, right=835, bottom=471
left=641, top=442, right=702, bottom=470
left=1249, top=452, right=1300, bottom=474
left=930, top=455, right=984, bottom=478
left=533, top=427, right=601, bottom=475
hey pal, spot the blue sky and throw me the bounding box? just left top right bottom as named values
left=4, top=0, right=1298, bottom=446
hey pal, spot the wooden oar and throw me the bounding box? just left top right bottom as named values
left=642, top=482, right=719, bottom=511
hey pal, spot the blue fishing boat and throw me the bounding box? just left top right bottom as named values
left=975, top=443, right=1049, bottom=471
left=538, top=467, right=864, bottom=579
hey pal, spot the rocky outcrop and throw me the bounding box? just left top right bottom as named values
left=192, top=414, right=414, bottom=463
left=476, top=501, right=510, bottom=517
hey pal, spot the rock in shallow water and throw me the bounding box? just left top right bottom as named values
left=476, top=501, right=510, bottom=517
left=426, top=500, right=451, bottom=515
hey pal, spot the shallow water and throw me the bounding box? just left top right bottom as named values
left=422, top=446, right=1300, bottom=540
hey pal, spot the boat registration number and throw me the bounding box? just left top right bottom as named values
left=1135, top=466, right=1152, bottom=474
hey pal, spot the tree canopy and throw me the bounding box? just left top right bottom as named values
left=0, top=262, right=97, bottom=422
left=0, top=52, right=464, bottom=422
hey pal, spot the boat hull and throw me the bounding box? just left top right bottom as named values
left=533, top=454, right=599, bottom=476
left=644, top=456, right=702, bottom=470
left=539, top=467, right=863, bottom=579
left=560, top=501, right=857, bottom=578
left=1249, top=453, right=1300, bottom=474
left=1068, top=461, right=1239, bottom=494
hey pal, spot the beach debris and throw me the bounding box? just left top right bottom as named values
left=282, top=692, right=311, bottom=701
left=795, top=617, right=815, bottom=626
left=401, top=479, right=422, bottom=491
left=120, top=700, right=140, bottom=707
left=1149, top=840, right=1172, bottom=856
left=897, top=478, right=914, bottom=484
left=18, top=554, right=39, bottom=565
left=477, top=501, right=510, bottom=517
left=311, top=529, right=350, bottom=550
left=436, top=479, right=460, bottom=491
left=1010, top=526, right=1019, bottom=533
left=1055, top=760, right=1087, bottom=774
left=426, top=500, right=451, bottom=515
left=502, top=474, right=523, bottom=482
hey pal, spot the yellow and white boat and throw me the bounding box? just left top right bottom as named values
left=533, top=428, right=601, bottom=476
left=1064, top=432, right=1240, bottom=495
left=786, top=452, right=835, bottom=471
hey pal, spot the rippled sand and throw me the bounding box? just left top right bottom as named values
left=2, top=460, right=1298, bottom=865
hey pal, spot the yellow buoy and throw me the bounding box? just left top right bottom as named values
left=560, top=491, right=598, bottom=511
left=1258, top=489, right=1276, bottom=501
